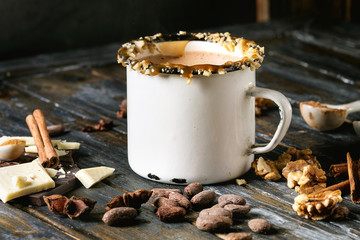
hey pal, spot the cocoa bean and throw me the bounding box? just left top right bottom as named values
left=211, top=200, right=232, bottom=209
left=224, top=204, right=251, bottom=217
left=156, top=206, right=186, bottom=222
left=102, top=207, right=138, bottom=226
left=332, top=206, right=349, bottom=220
left=169, top=192, right=191, bottom=209
left=196, top=215, right=232, bottom=232
left=153, top=197, right=179, bottom=208
left=151, top=188, right=182, bottom=198
left=248, top=219, right=271, bottom=234
left=184, top=182, right=203, bottom=199
left=199, top=207, right=232, bottom=218
left=225, top=232, right=253, bottom=240
left=218, top=194, right=246, bottom=205
left=191, top=190, right=216, bottom=209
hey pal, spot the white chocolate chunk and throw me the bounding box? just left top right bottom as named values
left=75, top=166, right=115, bottom=188
left=0, top=161, right=55, bottom=202
left=25, top=146, right=68, bottom=157
left=57, top=142, right=80, bottom=150
left=45, top=168, right=58, bottom=178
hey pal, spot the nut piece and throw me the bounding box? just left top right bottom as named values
left=255, top=98, right=274, bottom=116
left=292, top=190, right=342, bottom=220
left=225, top=232, right=253, bottom=240
left=295, top=165, right=327, bottom=194
left=199, top=208, right=233, bottom=218
left=252, top=157, right=281, bottom=181
left=224, top=204, right=251, bottom=217
left=184, top=182, right=203, bottom=199
left=156, top=206, right=186, bottom=222
left=235, top=179, right=247, bottom=186
left=191, top=190, right=216, bottom=209
left=151, top=188, right=182, bottom=198
left=102, top=207, right=138, bottom=226
left=169, top=192, right=191, bottom=209
left=218, top=194, right=246, bottom=205
left=282, top=160, right=326, bottom=194
left=248, top=219, right=271, bottom=234
left=276, top=147, right=321, bottom=171
left=153, top=197, right=179, bottom=208
left=196, top=215, right=233, bottom=232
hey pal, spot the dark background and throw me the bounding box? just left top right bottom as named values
left=0, top=0, right=359, bottom=60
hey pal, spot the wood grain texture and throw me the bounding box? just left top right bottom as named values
left=0, top=19, right=359, bottom=239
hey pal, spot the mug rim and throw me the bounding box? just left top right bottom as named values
left=118, top=31, right=265, bottom=80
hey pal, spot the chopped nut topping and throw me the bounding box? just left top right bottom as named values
left=252, top=157, right=281, bottom=181
left=292, top=190, right=342, bottom=220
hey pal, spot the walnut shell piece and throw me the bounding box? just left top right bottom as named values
left=252, top=157, right=281, bottom=181
left=292, top=190, right=342, bottom=220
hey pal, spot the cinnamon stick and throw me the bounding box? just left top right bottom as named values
left=26, top=115, right=49, bottom=167
left=347, top=152, right=360, bottom=204
left=26, top=109, right=59, bottom=168
left=329, top=163, right=348, bottom=178
left=329, top=162, right=360, bottom=178
left=313, top=180, right=350, bottom=195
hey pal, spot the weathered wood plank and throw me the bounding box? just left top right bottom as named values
left=0, top=203, right=77, bottom=239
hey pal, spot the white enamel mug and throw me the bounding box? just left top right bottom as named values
left=122, top=34, right=292, bottom=184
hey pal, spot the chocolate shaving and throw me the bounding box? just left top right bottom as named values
left=106, top=189, right=152, bottom=211
left=82, top=119, right=113, bottom=132
left=116, top=99, right=127, bottom=118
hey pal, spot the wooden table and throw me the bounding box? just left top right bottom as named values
left=0, top=19, right=359, bottom=240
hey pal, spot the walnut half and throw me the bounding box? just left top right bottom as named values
left=282, top=160, right=326, bottom=194
left=292, top=190, right=342, bottom=220
left=252, top=157, right=281, bottom=181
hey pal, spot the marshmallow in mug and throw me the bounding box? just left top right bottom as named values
left=118, top=32, right=291, bottom=185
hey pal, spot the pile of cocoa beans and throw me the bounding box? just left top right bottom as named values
left=151, top=182, right=271, bottom=239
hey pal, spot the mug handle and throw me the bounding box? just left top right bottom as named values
left=247, top=86, right=292, bottom=154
